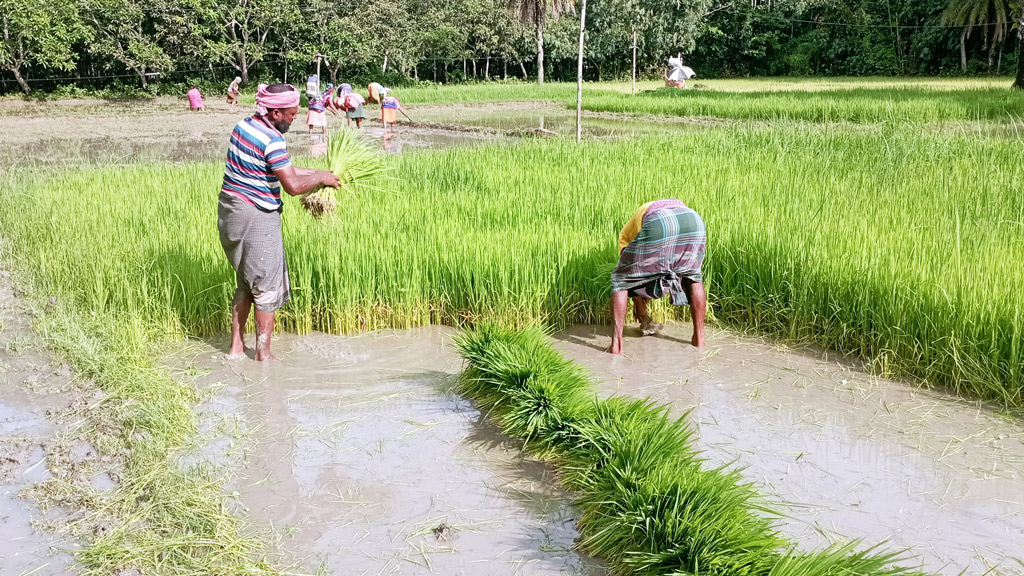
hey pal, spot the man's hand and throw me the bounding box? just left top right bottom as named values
left=275, top=165, right=338, bottom=196
left=319, top=170, right=340, bottom=189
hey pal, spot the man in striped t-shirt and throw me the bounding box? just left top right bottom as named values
left=218, top=83, right=339, bottom=362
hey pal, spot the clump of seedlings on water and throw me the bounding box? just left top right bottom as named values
left=455, top=324, right=935, bottom=576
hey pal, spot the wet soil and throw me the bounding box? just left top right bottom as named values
left=169, top=324, right=1023, bottom=576
left=168, top=329, right=606, bottom=575
left=554, top=324, right=1024, bottom=576
left=0, top=98, right=714, bottom=169
left=0, top=266, right=89, bottom=575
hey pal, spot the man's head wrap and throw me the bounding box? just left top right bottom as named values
left=255, top=83, right=300, bottom=116
left=340, top=83, right=353, bottom=96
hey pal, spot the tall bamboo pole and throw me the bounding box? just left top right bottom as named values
left=632, top=29, right=637, bottom=95
left=576, top=0, right=588, bottom=142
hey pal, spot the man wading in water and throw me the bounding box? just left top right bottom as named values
left=607, top=199, right=707, bottom=354
left=218, top=83, right=339, bottom=361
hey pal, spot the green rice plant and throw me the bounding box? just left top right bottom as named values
left=300, top=128, right=388, bottom=218
left=455, top=325, right=594, bottom=453
left=557, top=397, right=698, bottom=492
left=2, top=124, right=1021, bottom=407
left=454, top=324, right=929, bottom=576
left=769, top=542, right=929, bottom=576
left=576, top=464, right=784, bottom=576
left=582, top=86, right=1024, bottom=124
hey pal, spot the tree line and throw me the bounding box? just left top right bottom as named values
left=2, top=0, right=1022, bottom=95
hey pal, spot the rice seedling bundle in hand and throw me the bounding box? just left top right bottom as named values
left=301, top=129, right=388, bottom=218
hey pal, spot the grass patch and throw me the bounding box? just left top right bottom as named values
left=16, top=295, right=279, bottom=575
left=454, top=324, right=931, bottom=576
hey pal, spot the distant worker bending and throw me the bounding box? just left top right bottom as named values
left=607, top=199, right=707, bottom=353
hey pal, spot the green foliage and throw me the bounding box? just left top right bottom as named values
left=453, top=324, right=931, bottom=576
left=0, top=0, right=90, bottom=92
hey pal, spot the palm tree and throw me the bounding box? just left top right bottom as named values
left=510, top=0, right=575, bottom=83
left=941, top=0, right=1010, bottom=73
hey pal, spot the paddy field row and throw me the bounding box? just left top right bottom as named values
left=3, top=124, right=1021, bottom=408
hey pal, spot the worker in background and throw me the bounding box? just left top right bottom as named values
left=187, top=87, right=205, bottom=111
left=226, top=77, right=242, bottom=108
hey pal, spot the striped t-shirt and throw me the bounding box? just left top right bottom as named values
left=221, top=116, right=291, bottom=212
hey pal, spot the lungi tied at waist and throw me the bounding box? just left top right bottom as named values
left=217, top=191, right=290, bottom=313
left=610, top=201, right=706, bottom=306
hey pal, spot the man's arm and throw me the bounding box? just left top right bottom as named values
left=274, top=165, right=340, bottom=197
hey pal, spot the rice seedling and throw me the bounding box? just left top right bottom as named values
left=581, top=86, right=1024, bottom=124
left=1, top=124, right=1020, bottom=407
left=454, top=324, right=932, bottom=576
left=385, top=79, right=1024, bottom=125
left=300, top=129, right=388, bottom=218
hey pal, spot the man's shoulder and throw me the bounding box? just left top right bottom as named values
left=235, top=117, right=284, bottom=148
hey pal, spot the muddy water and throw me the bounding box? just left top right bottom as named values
left=171, top=329, right=606, bottom=575
left=0, top=98, right=710, bottom=169
left=553, top=324, right=1024, bottom=576
left=172, top=323, right=1024, bottom=576
left=0, top=269, right=80, bottom=575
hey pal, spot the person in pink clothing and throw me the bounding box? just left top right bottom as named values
left=187, top=87, right=205, bottom=111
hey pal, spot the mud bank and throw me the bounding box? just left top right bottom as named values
left=0, top=98, right=717, bottom=169
left=172, top=324, right=1023, bottom=576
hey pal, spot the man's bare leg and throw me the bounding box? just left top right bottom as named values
left=229, top=290, right=253, bottom=357
left=690, top=282, right=707, bottom=347
left=254, top=309, right=278, bottom=362
left=606, top=290, right=629, bottom=354
left=632, top=296, right=649, bottom=322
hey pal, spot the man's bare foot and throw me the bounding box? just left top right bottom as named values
left=691, top=335, right=705, bottom=348
left=606, top=341, right=622, bottom=355
left=254, top=350, right=278, bottom=362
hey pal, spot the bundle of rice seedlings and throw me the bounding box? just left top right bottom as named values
left=301, top=129, right=388, bottom=218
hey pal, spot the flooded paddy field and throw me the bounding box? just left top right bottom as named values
left=0, top=97, right=717, bottom=168
left=2, top=84, right=1022, bottom=575
left=169, top=325, right=1023, bottom=576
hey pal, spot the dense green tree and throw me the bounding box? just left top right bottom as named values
left=83, top=0, right=191, bottom=88
left=199, top=0, right=296, bottom=84
left=0, top=0, right=89, bottom=93
left=0, top=0, right=1021, bottom=92
left=1014, top=1, right=1024, bottom=87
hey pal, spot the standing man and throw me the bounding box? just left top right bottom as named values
left=218, top=83, right=340, bottom=361
left=607, top=199, right=707, bottom=354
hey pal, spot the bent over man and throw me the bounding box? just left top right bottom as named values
left=607, top=199, right=707, bottom=354
left=218, top=83, right=340, bottom=361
